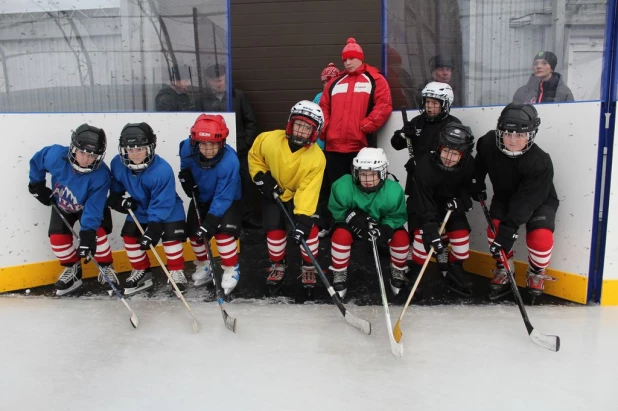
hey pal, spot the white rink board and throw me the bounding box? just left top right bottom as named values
left=0, top=112, right=236, bottom=267
left=379, top=102, right=601, bottom=277
left=603, top=101, right=618, bottom=280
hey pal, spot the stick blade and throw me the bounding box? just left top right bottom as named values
left=393, top=320, right=403, bottom=343
left=344, top=312, right=371, bottom=335
left=390, top=338, right=403, bottom=358
left=130, top=313, right=139, bottom=329
left=222, top=311, right=237, bottom=333
left=192, top=319, right=200, bottom=333
left=530, top=328, right=560, bottom=352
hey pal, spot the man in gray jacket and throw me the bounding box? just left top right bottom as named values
left=513, top=51, right=574, bottom=104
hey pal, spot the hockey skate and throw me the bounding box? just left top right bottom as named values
left=526, top=266, right=556, bottom=303
left=389, top=264, right=409, bottom=296
left=488, top=258, right=514, bottom=301
left=169, top=269, right=188, bottom=294
left=55, top=263, right=83, bottom=296
left=331, top=267, right=348, bottom=299
left=192, top=260, right=214, bottom=287
left=299, top=265, right=317, bottom=298
left=442, top=261, right=473, bottom=297
left=98, top=264, right=120, bottom=295
left=124, top=268, right=154, bottom=296
left=221, top=264, right=240, bottom=295
left=266, top=258, right=287, bottom=296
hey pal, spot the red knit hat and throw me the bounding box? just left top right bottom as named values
left=342, top=38, right=364, bottom=61
left=320, top=63, right=340, bottom=82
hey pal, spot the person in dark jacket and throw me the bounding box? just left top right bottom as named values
left=472, top=103, right=559, bottom=300
left=199, top=63, right=261, bottom=228
left=512, top=51, right=574, bottom=104
left=155, top=66, right=195, bottom=112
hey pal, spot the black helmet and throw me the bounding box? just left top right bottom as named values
left=433, top=122, right=474, bottom=172
left=496, top=103, right=540, bottom=157
left=118, top=122, right=157, bottom=171
left=68, top=124, right=106, bottom=173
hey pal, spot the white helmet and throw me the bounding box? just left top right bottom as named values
left=421, top=81, right=454, bottom=122
left=352, top=148, right=389, bottom=193
left=285, top=100, right=325, bottom=147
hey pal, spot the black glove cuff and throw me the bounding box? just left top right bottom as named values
left=107, top=191, right=124, bottom=210
left=204, top=213, right=221, bottom=228
left=79, top=229, right=97, bottom=243
left=498, top=223, right=518, bottom=239
left=28, top=181, right=45, bottom=194
left=379, top=224, right=394, bottom=240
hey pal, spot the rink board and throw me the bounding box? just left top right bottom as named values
left=602, top=101, right=618, bottom=305
left=380, top=102, right=600, bottom=305
left=0, top=105, right=601, bottom=304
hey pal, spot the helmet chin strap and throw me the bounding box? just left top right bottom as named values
left=287, top=137, right=305, bottom=152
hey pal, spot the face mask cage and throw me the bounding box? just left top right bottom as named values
left=119, top=144, right=155, bottom=171
left=190, top=139, right=225, bottom=169
left=352, top=164, right=387, bottom=193
left=433, top=145, right=468, bottom=172
left=421, top=93, right=450, bottom=122
left=68, top=145, right=105, bottom=173
left=495, top=129, right=536, bottom=158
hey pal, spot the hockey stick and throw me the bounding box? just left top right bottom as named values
left=51, top=204, right=139, bottom=329
left=274, top=195, right=371, bottom=335
left=393, top=210, right=451, bottom=343
left=192, top=192, right=237, bottom=333
left=127, top=209, right=200, bottom=333
left=370, top=234, right=403, bottom=357
left=479, top=198, right=560, bottom=352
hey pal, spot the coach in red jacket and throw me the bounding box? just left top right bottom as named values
left=319, top=37, right=393, bottom=187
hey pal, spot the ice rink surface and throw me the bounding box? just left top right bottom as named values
left=1, top=296, right=617, bottom=411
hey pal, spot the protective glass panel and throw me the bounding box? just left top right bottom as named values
left=0, top=0, right=230, bottom=112
left=385, top=0, right=607, bottom=108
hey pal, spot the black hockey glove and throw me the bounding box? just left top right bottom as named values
left=489, top=223, right=518, bottom=259
left=253, top=171, right=281, bottom=199
left=196, top=213, right=220, bottom=243
left=139, top=221, right=164, bottom=250
left=367, top=224, right=394, bottom=246
left=178, top=168, right=199, bottom=198
left=77, top=229, right=97, bottom=262
left=470, top=178, right=487, bottom=202
left=345, top=208, right=375, bottom=240
left=108, top=192, right=138, bottom=214
left=28, top=181, right=53, bottom=206
left=421, top=222, right=446, bottom=254
left=446, top=197, right=472, bottom=212
left=292, top=214, right=313, bottom=245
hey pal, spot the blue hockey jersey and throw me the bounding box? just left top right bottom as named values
left=179, top=139, right=241, bottom=218
left=29, top=144, right=110, bottom=232
left=109, top=154, right=185, bottom=224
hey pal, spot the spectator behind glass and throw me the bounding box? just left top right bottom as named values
left=313, top=63, right=341, bottom=150
left=414, top=54, right=455, bottom=108
left=198, top=63, right=261, bottom=229
left=512, top=51, right=574, bottom=104
left=155, top=66, right=195, bottom=112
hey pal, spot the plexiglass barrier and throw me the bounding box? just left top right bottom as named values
left=385, top=0, right=607, bottom=109
left=0, top=0, right=230, bottom=112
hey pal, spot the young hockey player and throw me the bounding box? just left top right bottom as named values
left=390, top=81, right=460, bottom=186
left=177, top=114, right=242, bottom=295
left=248, top=100, right=326, bottom=294
left=327, top=147, right=408, bottom=298
left=472, top=103, right=559, bottom=300
left=107, top=122, right=188, bottom=295
left=409, top=123, right=476, bottom=297
left=28, top=124, right=117, bottom=296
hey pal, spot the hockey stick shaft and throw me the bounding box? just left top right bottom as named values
left=370, top=236, right=403, bottom=357
left=274, top=195, right=371, bottom=335
left=393, top=210, right=451, bottom=343
left=480, top=198, right=560, bottom=352
left=191, top=192, right=236, bottom=333
left=51, top=204, right=139, bottom=328
left=128, top=209, right=200, bottom=333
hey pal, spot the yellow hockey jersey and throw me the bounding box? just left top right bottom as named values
left=248, top=130, right=326, bottom=216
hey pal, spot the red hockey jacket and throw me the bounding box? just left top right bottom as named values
left=319, top=64, right=392, bottom=153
